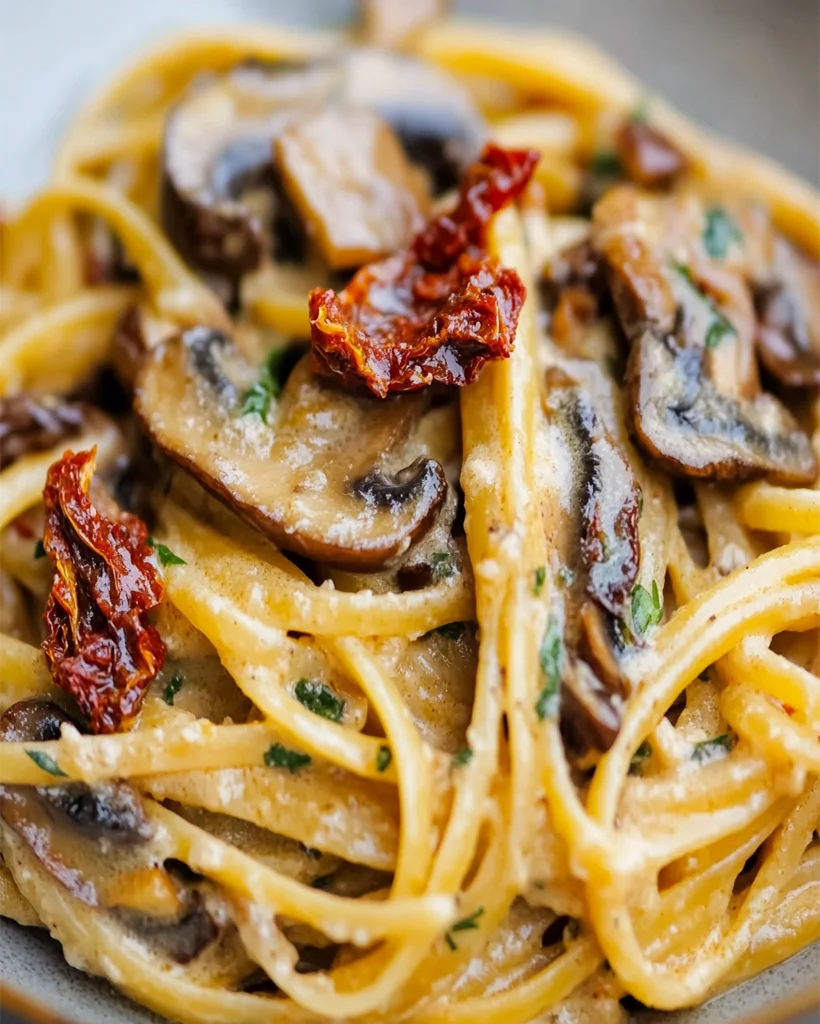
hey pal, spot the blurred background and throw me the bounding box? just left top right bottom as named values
left=0, top=0, right=818, bottom=199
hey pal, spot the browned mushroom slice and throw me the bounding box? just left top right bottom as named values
left=161, top=61, right=329, bottom=277
left=753, top=237, right=820, bottom=388
left=593, top=185, right=817, bottom=484
left=615, top=119, right=688, bottom=189
left=543, top=367, right=640, bottom=619
left=0, top=699, right=248, bottom=973
left=627, top=329, right=816, bottom=484
left=561, top=658, right=623, bottom=755
left=135, top=328, right=446, bottom=569
left=341, top=49, right=486, bottom=195
left=0, top=700, right=154, bottom=906
left=276, top=107, right=429, bottom=269
left=0, top=394, right=86, bottom=471
left=161, top=51, right=483, bottom=281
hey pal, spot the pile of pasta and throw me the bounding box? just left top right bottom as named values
left=0, top=15, right=818, bottom=1024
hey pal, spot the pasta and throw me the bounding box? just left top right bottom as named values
left=0, top=9, right=817, bottom=1024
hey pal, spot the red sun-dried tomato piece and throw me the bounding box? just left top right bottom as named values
left=309, top=144, right=539, bottom=398
left=41, top=448, right=166, bottom=734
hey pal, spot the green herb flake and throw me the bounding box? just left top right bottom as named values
left=670, top=260, right=737, bottom=350
left=161, top=671, right=185, bottom=706
left=630, top=98, right=650, bottom=123
left=33, top=539, right=46, bottom=560
left=26, top=750, right=67, bottom=777
left=147, top=537, right=186, bottom=567
left=590, top=150, right=622, bottom=178
left=705, top=312, right=736, bottom=350
left=691, top=733, right=734, bottom=764
left=376, top=745, right=392, bottom=773
left=431, top=552, right=455, bottom=580
left=311, top=874, right=334, bottom=890
left=445, top=906, right=485, bottom=950
left=556, top=565, right=575, bottom=587
left=703, top=205, right=743, bottom=259
left=629, top=741, right=652, bottom=774
left=264, top=743, right=311, bottom=774
left=535, top=617, right=564, bottom=720
left=294, top=678, right=345, bottom=723
left=241, top=346, right=300, bottom=423
left=533, top=566, right=546, bottom=596
left=632, top=580, right=663, bottom=636
left=452, top=746, right=473, bottom=769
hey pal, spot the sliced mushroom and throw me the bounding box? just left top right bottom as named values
left=161, top=61, right=327, bottom=277
left=561, top=658, right=623, bottom=755
left=0, top=699, right=244, bottom=973
left=276, top=107, right=429, bottom=269
left=543, top=367, right=640, bottom=619
left=0, top=700, right=154, bottom=906
left=615, top=119, right=688, bottom=189
left=593, top=185, right=817, bottom=484
left=161, top=51, right=484, bottom=281
left=341, top=49, right=486, bottom=195
left=540, top=369, right=636, bottom=754
left=753, top=236, right=820, bottom=388
left=136, top=329, right=446, bottom=569
left=626, top=328, right=816, bottom=484
left=0, top=394, right=86, bottom=471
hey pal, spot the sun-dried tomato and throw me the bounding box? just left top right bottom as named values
left=41, top=448, right=166, bottom=734
left=309, top=144, right=539, bottom=398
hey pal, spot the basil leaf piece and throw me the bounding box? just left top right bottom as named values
left=264, top=743, right=311, bottom=774
left=294, top=678, right=345, bottom=723
left=26, top=750, right=67, bottom=777
left=161, top=671, right=185, bottom=706
left=147, top=537, right=186, bottom=567
left=535, top=617, right=563, bottom=720
left=632, top=580, right=663, bottom=635
left=703, top=205, right=742, bottom=259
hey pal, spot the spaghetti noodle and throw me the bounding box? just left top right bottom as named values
left=0, top=11, right=817, bottom=1024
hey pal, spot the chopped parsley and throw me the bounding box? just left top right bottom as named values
left=241, top=346, right=300, bottom=423
left=670, top=260, right=737, bottom=350
left=33, top=539, right=46, bottom=560
left=431, top=552, right=455, bottom=580
left=376, top=745, right=392, bottom=773
left=147, top=537, right=186, bottom=567
left=445, top=906, right=484, bottom=950
left=294, top=678, right=345, bottom=723
left=264, top=743, right=311, bottom=774
left=704, top=314, right=736, bottom=350
left=161, top=671, right=185, bottom=706
left=691, top=733, right=734, bottom=764
left=629, top=741, right=652, bottom=774
left=452, top=746, right=473, bottom=768
left=556, top=565, right=575, bottom=587
left=533, top=566, right=546, bottom=596
left=703, top=205, right=743, bottom=259
left=535, top=617, right=564, bottom=720
left=632, top=580, right=663, bottom=636
left=589, top=150, right=622, bottom=178
left=26, top=750, right=67, bottom=777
